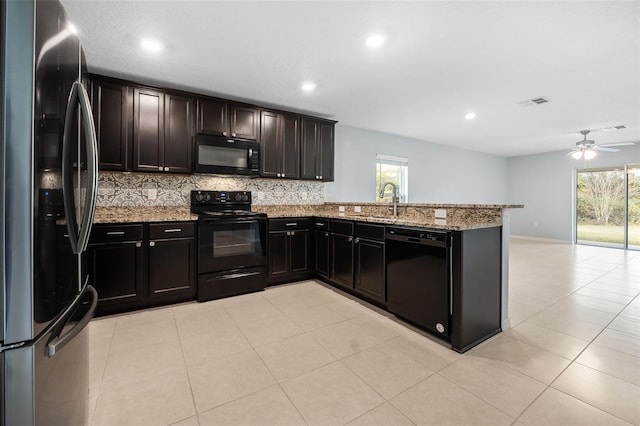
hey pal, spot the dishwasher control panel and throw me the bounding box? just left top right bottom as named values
left=386, top=227, right=449, bottom=244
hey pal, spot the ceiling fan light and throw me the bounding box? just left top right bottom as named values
left=584, top=149, right=597, bottom=160
left=571, top=151, right=583, bottom=160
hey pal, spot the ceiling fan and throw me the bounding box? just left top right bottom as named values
left=568, top=130, right=636, bottom=160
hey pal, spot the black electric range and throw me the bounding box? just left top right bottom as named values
left=191, top=190, right=267, bottom=302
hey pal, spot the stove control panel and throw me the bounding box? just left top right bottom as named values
left=191, top=190, right=251, bottom=205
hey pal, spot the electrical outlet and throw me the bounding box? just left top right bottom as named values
left=354, top=206, right=362, bottom=213
left=301, top=192, right=308, bottom=200
left=148, top=189, right=157, bottom=200
left=435, top=218, right=447, bottom=226
left=339, top=206, right=345, bottom=212
left=434, top=209, right=447, bottom=219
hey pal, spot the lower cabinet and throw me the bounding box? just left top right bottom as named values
left=148, top=223, right=196, bottom=303
left=84, top=222, right=195, bottom=315
left=353, top=223, right=386, bottom=304
left=313, top=218, right=330, bottom=278
left=329, top=220, right=355, bottom=290
left=268, top=218, right=312, bottom=284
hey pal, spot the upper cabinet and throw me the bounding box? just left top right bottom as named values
left=197, top=98, right=259, bottom=140
left=300, top=118, right=334, bottom=182
left=260, top=111, right=299, bottom=179
left=133, top=88, right=194, bottom=174
left=91, top=78, right=133, bottom=171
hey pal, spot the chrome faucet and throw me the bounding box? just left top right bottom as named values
left=378, top=182, right=399, bottom=218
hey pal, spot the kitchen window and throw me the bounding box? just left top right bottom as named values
left=376, top=154, right=408, bottom=202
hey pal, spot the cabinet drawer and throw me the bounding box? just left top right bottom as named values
left=90, top=224, right=143, bottom=244
left=355, top=223, right=385, bottom=241
left=149, top=222, right=195, bottom=239
left=269, top=218, right=311, bottom=232
left=331, top=219, right=354, bottom=236
left=312, top=218, right=330, bottom=231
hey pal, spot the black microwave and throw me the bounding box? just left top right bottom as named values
left=194, top=134, right=260, bottom=176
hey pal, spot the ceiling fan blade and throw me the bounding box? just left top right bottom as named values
left=600, top=141, right=637, bottom=147
left=594, top=146, right=620, bottom=152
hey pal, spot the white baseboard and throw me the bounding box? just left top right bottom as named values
left=509, top=235, right=572, bottom=244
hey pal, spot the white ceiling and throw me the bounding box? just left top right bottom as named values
left=62, top=0, right=640, bottom=157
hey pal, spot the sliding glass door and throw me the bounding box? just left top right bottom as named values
left=576, top=164, right=640, bottom=250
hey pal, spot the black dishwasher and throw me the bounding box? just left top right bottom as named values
left=386, top=227, right=451, bottom=338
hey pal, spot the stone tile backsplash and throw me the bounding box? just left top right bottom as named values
left=96, top=172, right=324, bottom=207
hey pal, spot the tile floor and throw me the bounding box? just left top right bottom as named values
left=87, top=238, right=640, bottom=426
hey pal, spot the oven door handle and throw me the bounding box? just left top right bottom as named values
left=200, top=218, right=262, bottom=225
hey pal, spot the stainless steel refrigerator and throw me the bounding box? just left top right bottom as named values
left=1, top=0, right=99, bottom=424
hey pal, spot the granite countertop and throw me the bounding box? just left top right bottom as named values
left=93, top=207, right=198, bottom=224
left=269, top=212, right=499, bottom=231
left=324, top=202, right=524, bottom=209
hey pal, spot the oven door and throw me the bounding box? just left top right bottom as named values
left=198, top=217, right=267, bottom=273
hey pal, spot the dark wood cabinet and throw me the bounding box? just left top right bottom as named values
left=133, top=88, right=194, bottom=173
left=230, top=105, right=259, bottom=140
left=268, top=218, right=312, bottom=283
left=86, top=224, right=145, bottom=314
left=353, top=223, right=386, bottom=303
left=148, top=222, right=196, bottom=303
left=300, top=118, right=334, bottom=181
left=313, top=219, right=330, bottom=278
left=196, top=98, right=228, bottom=136
left=163, top=94, right=194, bottom=173
left=261, top=111, right=299, bottom=179
left=329, top=220, right=354, bottom=289
left=91, top=79, right=133, bottom=171
left=197, top=98, right=259, bottom=141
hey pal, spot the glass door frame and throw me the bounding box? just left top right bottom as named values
left=575, top=163, right=639, bottom=250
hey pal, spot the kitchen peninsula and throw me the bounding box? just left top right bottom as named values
left=89, top=201, right=521, bottom=352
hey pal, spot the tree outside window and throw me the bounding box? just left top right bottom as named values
left=375, top=154, right=408, bottom=203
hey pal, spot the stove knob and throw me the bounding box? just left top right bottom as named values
left=242, top=194, right=249, bottom=201
left=235, top=193, right=242, bottom=201
left=195, top=192, right=204, bottom=202
left=203, top=193, right=211, bottom=202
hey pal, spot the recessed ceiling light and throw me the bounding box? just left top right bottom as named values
left=465, top=112, right=477, bottom=120
left=366, top=34, right=386, bottom=49
left=301, top=81, right=317, bottom=92
left=68, top=23, right=78, bottom=35
left=141, top=38, right=164, bottom=53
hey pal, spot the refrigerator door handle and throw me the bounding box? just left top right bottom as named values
left=76, top=82, right=98, bottom=253
left=45, top=284, right=98, bottom=357
left=61, top=81, right=98, bottom=254
left=62, top=81, right=81, bottom=253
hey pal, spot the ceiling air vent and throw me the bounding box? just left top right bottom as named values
left=518, top=96, right=550, bottom=107
left=601, top=124, right=628, bottom=132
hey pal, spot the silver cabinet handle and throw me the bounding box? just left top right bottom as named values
left=164, top=167, right=169, bottom=172
left=285, top=223, right=298, bottom=227
left=232, top=132, right=236, bottom=137
left=164, top=228, right=182, bottom=233
left=158, top=166, right=163, bottom=171
left=282, top=173, right=285, bottom=177
left=136, top=242, right=142, bottom=247
left=106, top=231, right=125, bottom=236
left=222, top=131, right=228, bottom=136
left=277, top=173, right=281, bottom=177
left=149, top=241, right=156, bottom=247
left=354, top=238, right=360, bottom=244
left=325, top=232, right=329, bottom=237
left=319, top=175, right=323, bottom=179
left=315, top=222, right=325, bottom=227
left=348, top=236, right=353, bottom=242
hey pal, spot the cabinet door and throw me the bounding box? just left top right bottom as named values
left=230, top=105, right=259, bottom=140
left=318, top=122, right=334, bottom=181
left=148, top=237, right=196, bottom=302
left=314, top=229, right=330, bottom=277
left=164, top=94, right=194, bottom=173
left=92, top=80, right=133, bottom=171
left=354, top=238, right=385, bottom=303
left=87, top=241, right=144, bottom=312
left=268, top=232, right=289, bottom=278
left=290, top=230, right=310, bottom=274
left=133, top=88, right=164, bottom=172
left=260, top=110, right=279, bottom=178
left=300, top=118, right=318, bottom=180
left=330, top=233, right=354, bottom=289
left=197, top=98, right=228, bottom=136
left=281, top=114, right=300, bottom=179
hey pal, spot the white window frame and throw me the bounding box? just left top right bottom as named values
left=376, top=154, right=408, bottom=203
